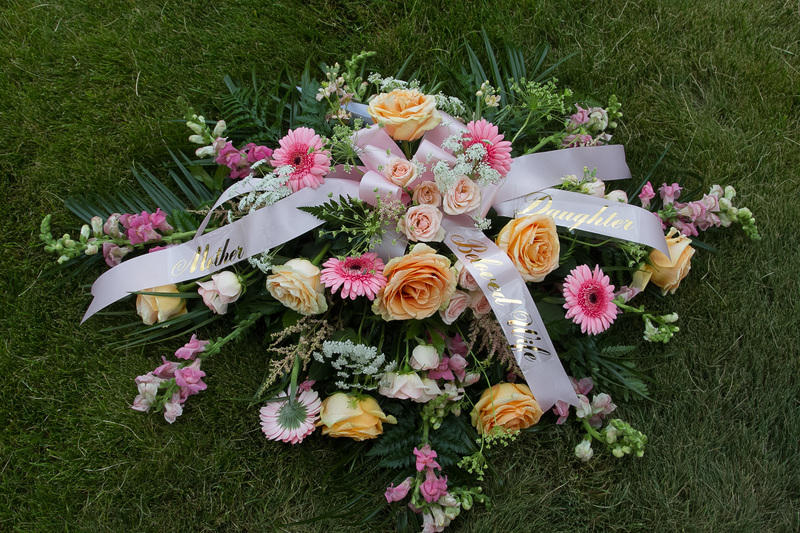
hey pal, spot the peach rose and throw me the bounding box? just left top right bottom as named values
left=317, top=392, right=397, bottom=441
left=136, top=284, right=187, bottom=325
left=398, top=204, right=445, bottom=243
left=641, top=228, right=696, bottom=295
left=470, top=382, right=544, bottom=434
left=496, top=214, right=560, bottom=282
left=442, top=175, right=481, bottom=215
left=367, top=89, right=441, bottom=141
left=412, top=181, right=442, bottom=207
left=266, top=258, right=328, bottom=315
left=372, top=243, right=457, bottom=321
left=384, top=157, right=419, bottom=188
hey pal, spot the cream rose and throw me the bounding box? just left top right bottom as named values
left=378, top=372, right=440, bottom=403
left=410, top=345, right=440, bottom=371
left=317, top=392, right=397, bottom=441
left=384, top=157, right=419, bottom=188
left=266, top=258, right=328, bottom=315
left=442, top=175, right=481, bottom=215
left=641, top=228, right=696, bottom=294
left=136, top=284, right=188, bottom=325
left=398, top=204, right=445, bottom=243
left=367, top=89, right=441, bottom=141
left=412, top=181, right=442, bottom=207
left=495, top=214, right=560, bottom=282
left=372, top=243, right=457, bottom=321
left=470, top=382, right=544, bottom=434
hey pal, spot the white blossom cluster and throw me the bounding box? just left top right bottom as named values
left=235, top=168, right=292, bottom=215
left=313, top=340, right=397, bottom=391
left=366, top=73, right=421, bottom=93
left=433, top=135, right=502, bottom=191
left=434, top=93, right=467, bottom=117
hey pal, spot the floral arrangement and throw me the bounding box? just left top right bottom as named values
left=40, top=49, right=758, bottom=531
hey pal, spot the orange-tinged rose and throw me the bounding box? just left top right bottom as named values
left=372, top=243, right=457, bottom=321
left=642, top=228, right=696, bottom=295
left=496, top=214, right=560, bottom=282
left=317, top=392, right=397, bottom=441
left=470, top=382, right=543, bottom=434
left=136, top=284, right=187, bottom=325
left=367, top=89, right=441, bottom=141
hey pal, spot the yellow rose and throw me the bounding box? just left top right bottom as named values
left=641, top=228, right=696, bottom=295
left=470, top=382, right=543, bottom=434
left=136, top=284, right=188, bottom=325
left=266, top=258, right=328, bottom=315
left=372, top=243, right=457, bottom=321
left=495, top=214, right=560, bottom=282
left=317, top=392, right=397, bottom=441
left=367, top=89, right=441, bottom=141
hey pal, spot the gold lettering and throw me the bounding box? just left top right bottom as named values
left=518, top=194, right=552, bottom=216
left=623, top=220, right=634, bottom=230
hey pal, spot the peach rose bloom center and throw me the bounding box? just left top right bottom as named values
left=367, top=89, right=442, bottom=142
left=496, top=214, right=560, bottom=282
left=317, top=393, right=397, bottom=441
left=136, top=284, right=188, bottom=325
left=372, top=243, right=457, bottom=321
left=266, top=258, right=328, bottom=315
left=642, top=227, right=696, bottom=295
left=471, top=382, right=544, bottom=434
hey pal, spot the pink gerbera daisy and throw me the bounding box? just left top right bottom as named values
left=461, top=119, right=513, bottom=177
left=270, top=127, right=331, bottom=192
left=260, top=387, right=321, bottom=444
left=320, top=253, right=387, bottom=300
left=562, top=264, right=619, bottom=335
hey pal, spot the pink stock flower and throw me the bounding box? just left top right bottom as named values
left=614, top=285, right=641, bottom=304
left=460, top=119, right=513, bottom=177
left=427, top=357, right=454, bottom=381
left=553, top=400, right=570, bottom=424
left=103, top=213, right=123, bottom=238
left=259, top=388, right=322, bottom=444
left=638, top=182, right=656, bottom=208
left=163, top=392, right=183, bottom=424
left=447, top=354, right=468, bottom=382
left=153, top=356, right=180, bottom=380
left=102, top=242, right=132, bottom=267
left=659, top=183, right=682, bottom=205
left=271, top=127, right=330, bottom=192
left=446, top=334, right=468, bottom=357
left=570, top=104, right=591, bottom=127
left=572, top=377, right=593, bottom=396
left=245, top=143, right=273, bottom=164
left=420, top=470, right=448, bottom=503
left=215, top=141, right=245, bottom=169
left=385, top=477, right=413, bottom=503
left=413, top=444, right=441, bottom=472
left=562, top=134, right=594, bottom=148
left=563, top=265, right=620, bottom=335
left=174, top=359, right=207, bottom=397
left=175, top=334, right=210, bottom=360
left=320, top=253, right=387, bottom=301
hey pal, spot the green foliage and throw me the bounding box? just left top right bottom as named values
left=299, top=195, right=385, bottom=258
left=365, top=403, right=419, bottom=469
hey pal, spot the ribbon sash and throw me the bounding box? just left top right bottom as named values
left=443, top=217, right=578, bottom=410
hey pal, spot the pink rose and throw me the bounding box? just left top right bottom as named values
left=468, top=291, right=491, bottom=317
left=398, top=204, right=445, bottom=243
left=412, top=181, right=442, bottom=207
left=439, top=290, right=469, bottom=325
left=196, top=271, right=243, bottom=315
left=384, top=157, right=419, bottom=188
left=454, top=260, right=479, bottom=291
left=442, top=175, right=481, bottom=215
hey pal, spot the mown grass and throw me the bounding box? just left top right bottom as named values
left=2, top=0, right=799, bottom=531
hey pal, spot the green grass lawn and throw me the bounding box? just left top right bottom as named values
left=2, top=1, right=799, bottom=531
